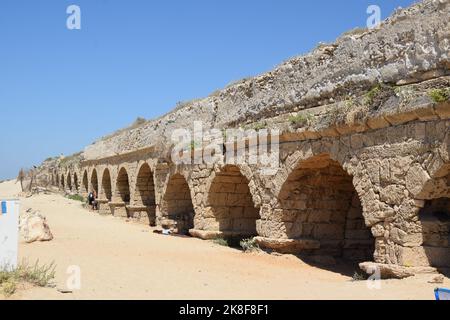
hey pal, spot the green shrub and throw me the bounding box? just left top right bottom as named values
left=240, top=238, right=260, bottom=252
left=15, top=260, right=56, bottom=287
left=364, top=84, right=382, bottom=106
left=1, top=280, right=16, bottom=297
left=288, top=113, right=313, bottom=126
left=67, top=194, right=85, bottom=202
left=0, top=260, right=56, bottom=297
left=429, top=88, right=450, bottom=103
left=212, top=238, right=229, bottom=247
left=351, top=271, right=367, bottom=282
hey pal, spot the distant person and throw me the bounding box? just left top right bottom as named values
left=92, top=190, right=98, bottom=211
left=88, top=191, right=95, bottom=210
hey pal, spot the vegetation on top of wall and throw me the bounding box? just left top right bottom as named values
left=428, top=88, right=450, bottom=103
left=98, top=117, right=148, bottom=142
left=363, top=84, right=382, bottom=107
left=288, top=112, right=314, bottom=127
left=59, top=152, right=83, bottom=166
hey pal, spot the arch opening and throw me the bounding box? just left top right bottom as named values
left=161, top=173, right=194, bottom=234
left=67, top=174, right=73, bottom=191
left=207, top=165, right=259, bottom=242
left=91, top=169, right=99, bottom=195
left=82, top=170, right=89, bottom=194
left=134, top=164, right=156, bottom=225
left=115, top=168, right=131, bottom=203
left=278, top=154, right=374, bottom=264
left=416, top=169, right=450, bottom=274
left=101, top=169, right=112, bottom=201
left=73, top=173, right=79, bottom=192
left=61, top=175, right=65, bottom=190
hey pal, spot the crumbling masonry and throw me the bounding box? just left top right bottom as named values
left=43, top=0, right=450, bottom=278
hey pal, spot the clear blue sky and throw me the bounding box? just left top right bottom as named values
left=0, top=0, right=417, bottom=180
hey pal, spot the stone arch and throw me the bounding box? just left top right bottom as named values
left=73, top=172, right=79, bottom=192
left=132, top=163, right=156, bottom=225
left=160, top=173, right=194, bottom=234
left=206, top=165, right=259, bottom=239
left=408, top=159, right=450, bottom=273
left=82, top=170, right=89, bottom=194
left=277, top=153, right=374, bottom=263
left=101, top=168, right=113, bottom=201
left=91, top=169, right=99, bottom=195
left=115, top=167, right=131, bottom=203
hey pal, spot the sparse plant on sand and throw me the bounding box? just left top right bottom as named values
left=212, top=238, right=229, bottom=247
left=0, top=260, right=56, bottom=297
left=240, top=238, right=260, bottom=252
left=67, top=194, right=85, bottom=202
left=351, top=271, right=367, bottom=282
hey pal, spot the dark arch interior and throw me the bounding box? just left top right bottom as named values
left=67, top=174, right=73, bottom=190
left=278, top=154, right=374, bottom=263
left=73, top=173, right=79, bottom=192
left=82, top=171, right=89, bottom=194
left=162, top=173, right=194, bottom=234
left=419, top=198, right=450, bottom=272
left=135, top=164, right=156, bottom=207
left=207, top=165, right=259, bottom=241
left=101, top=169, right=113, bottom=201
left=91, top=170, right=99, bottom=194
left=115, top=168, right=131, bottom=203
left=61, top=175, right=65, bottom=189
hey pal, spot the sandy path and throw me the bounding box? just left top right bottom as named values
left=0, top=180, right=448, bottom=300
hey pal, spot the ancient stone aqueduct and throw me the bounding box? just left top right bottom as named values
left=42, top=0, right=449, bottom=277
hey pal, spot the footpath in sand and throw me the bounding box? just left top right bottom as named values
left=0, top=180, right=447, bottom=300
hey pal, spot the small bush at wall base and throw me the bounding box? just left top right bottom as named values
left=240, top=238, right=260, bottom=252
left=351, top=271, right=367, bottom=282
left=212, top=238, right=229, bottom=247
left=67, top=194, right=85, bottom=202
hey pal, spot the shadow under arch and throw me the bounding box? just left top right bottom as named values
left=67, top=173, right=72, bottom=191
left=115, top=167, right=131, bottom=203
left=206, top=164, right=259, bottom=243
left=73, top=172, right=79, bottom=192
left=277, top=154, right=374, bottom=272
left=133, top=163, right=157, bottom=226
left=82, top=170, right=89, bottom=194
left=91, top=169, right=99, bottom=195
left=101, top=168, right=113, bottom=201
left=414, top=163, right=450, bottom=276
left=61, top=175, right=65, bottom=190
left=160, top=173, right=194, bottom=235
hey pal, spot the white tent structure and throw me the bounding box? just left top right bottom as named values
left=0, top=200, right=19, bottom=270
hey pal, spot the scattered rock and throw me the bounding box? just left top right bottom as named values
left=359, top=262, right=438, bottom=279
left=428, top=275, right=445, bottom=284
left=19, top=210, right=54, bottom=243
left=57, top=288, right=73, bottom=294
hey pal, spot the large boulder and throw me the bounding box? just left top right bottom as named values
left=19, top=209, right=53, bottom=243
